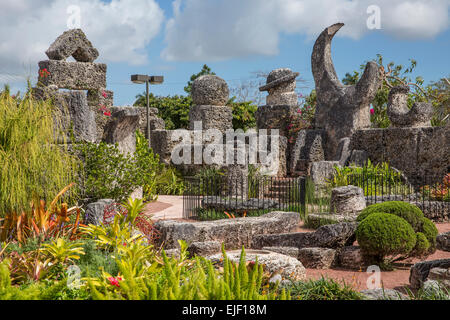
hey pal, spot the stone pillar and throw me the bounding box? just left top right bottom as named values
left=189, top=75, right=233, bottom=134
left=256, top=68, right=299, bottom=138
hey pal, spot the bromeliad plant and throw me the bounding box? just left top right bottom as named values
left=80, top=197, right=158, bottom=251
left=41, top=238, right=85, bottom=265
left=0, top=183, right=84, bottom=243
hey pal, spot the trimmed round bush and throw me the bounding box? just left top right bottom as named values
left=412, top=232, right=430, bottom=257
left=421, top=217, right=438, bottom=253
left=357, top=201, right=424, bottom=231
left=356, top=213, right=416, bottom=261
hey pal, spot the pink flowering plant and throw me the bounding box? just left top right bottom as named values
left=286, top=92, right=316, bottom=144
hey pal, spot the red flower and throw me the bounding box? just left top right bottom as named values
left=102, top=91, right=108, bottom=98
left=103, top=111, right=111, bottom=116
left=370, top=108, right=375, bottom=115
left=39, top=68, right=50, bottom=78
left=108, top=276, right=121, bottom=287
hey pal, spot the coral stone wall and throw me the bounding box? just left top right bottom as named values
left=350, top=126, right=450, bottom=184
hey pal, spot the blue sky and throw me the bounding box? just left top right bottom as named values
left=0, top=0, right=448, bottom=106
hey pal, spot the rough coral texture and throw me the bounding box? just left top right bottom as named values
left=437, top=232, right=450, bottom=252
left=189, top=105, right=233, bottom=133
left=38, top=60, right=107, bottom=90
left=191, top=75, right=229, bottom=106
left=338, top=246, right=366, bottom=269
left=289, top=129, right=326, bottom=174
left=262, top=246, right=300, bottom=259
left=103, top=106, right=141, bottom=154
left=311, top=23, right=381, bottom=159
left=350, top=126, right=450, bottom=184
left=409, top=259, right=450, bottom=289
left=187, top=241, right=222, bottom=257
left=154, top=211, right=300, bottom=249
left=297, top=247, right=337, bottom=269
left=45, top=29, right=99, bottom=62
left=255, top=105, right=297, bottom=138
left=309, top=161, right=340, bottom=185
left=330, top=185, right=366, bottom=214
left=84, top=199, right=115, bottom=225
left=207, top=249, right=306, bottom=281
left=259, top=68, right=299, bottom=106
left=252, top=222, right=357, bottom=250
left=387, top=86, right=433, bottom=127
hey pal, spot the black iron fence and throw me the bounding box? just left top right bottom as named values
left=347, top=173, right=449, bottom=221
left=183, top=172, right=449, bottom=221
left=183, top=176, right=306, bottom=220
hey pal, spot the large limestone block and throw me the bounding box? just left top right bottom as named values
left=383, top=128, right=419, bottom=175
left=154, top=211, right=300, bottom=249
left=409, top=259, right=450, bottom=289
left=38, top=60, right=107, bottom=90
left=192, top=75, right=229, bottom=106
left=330, top=185, right=366, bottom=214
left=289, top=129, right=325, bottom=173
left=84, top=199, right=115, bottom=225
left=338, top=246, right=366, bottom=269
left=103, top=106, right=140, bottom=154
left=437, top=232, right=450, bottom=252
left=349, top=129, right=384, bottom=164
left=207, top=249, right=306, bottom=281
left=252, top=222, right=357, bottom=250
left=188, top=241, right=222, bottom=257
left=46, top=29, right=99, bottom=62
left=298, top=247, right=337, bottom=269
left=255, top=105, right=296, bottom=137
left=59, top=90, right=97, bottom=143
left=309, top=161, right=339, bottom=185
left=189, top=105, right=233, bottom=133
left=417, top=126, right=450, bottom=178
left=360, top=289, right=407, bottom=300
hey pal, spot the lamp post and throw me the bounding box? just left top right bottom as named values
left=131, top=74, right=164, bottom=144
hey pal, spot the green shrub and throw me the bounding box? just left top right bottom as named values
left=356, top=212, right=416, bottom=263
left=357, top=201, right=424, bottom=231
left=288, top=277, right=363, bottom=300
left=421, top=217, right=439, bottom=253
left=412, top=232, right=430, bottom=257
left=76, top=137, right=161, bottom=202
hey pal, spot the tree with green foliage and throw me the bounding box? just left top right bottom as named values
left=184, top=64, right=216, bottom=94
left=134, top=93, right=192, bottom=130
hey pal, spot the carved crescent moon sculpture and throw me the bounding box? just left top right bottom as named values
left=311, top=23, right=382, bottom=159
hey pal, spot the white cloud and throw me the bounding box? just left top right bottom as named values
left=0, top=0, right=165, bottom=84
left=162, top=0, right=449, bottom=61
